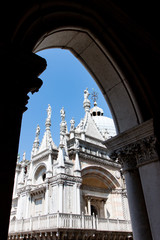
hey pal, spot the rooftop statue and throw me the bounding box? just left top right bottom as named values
left=47, top=104, right=51, bottom=120
left=22, top=152, right=26, bottom=161
left=36, top=124, right=40, bottom=137
left=70, top=118, right=75, bottom=131
left=83, top=88, right=91, bottom=112
left=60, top=107, right=65, bottom=121
left=74, top=138, right=79, bottom=150
left=84, top=88, right=90, bottom=100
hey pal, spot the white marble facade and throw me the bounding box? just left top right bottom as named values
left=9, top=89, right=132, bottom=239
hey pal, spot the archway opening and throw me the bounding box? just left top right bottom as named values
left=18, top=48, right=115, bottom=159
left=91, top=205, right=98, bottom=216
left=9, top=27, right=134, bottom=239
left=33, top=29, right=141, bottom=133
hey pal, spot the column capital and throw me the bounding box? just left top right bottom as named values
left=109, top=135, right=158, bottom=172
left=105, top=119, right=159, bottom=171
left=110, top=144, right=137, bottom=172
left=135, top=135, right=157, bottom=166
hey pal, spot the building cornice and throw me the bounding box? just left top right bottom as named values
left=50, top=173, right=82, bottom=185
left=104, top=119, right=154, bottom=152
left=32, top=149, right=58, bottom=162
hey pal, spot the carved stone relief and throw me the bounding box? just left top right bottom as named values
left=109, top=136, right=158, bottom=172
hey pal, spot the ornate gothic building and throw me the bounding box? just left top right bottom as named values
left=8, top=89, right=132, bottom=240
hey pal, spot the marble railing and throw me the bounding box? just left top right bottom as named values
left=8, top=212, right=132, bottom=234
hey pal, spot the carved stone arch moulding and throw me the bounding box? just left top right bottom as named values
left=33, top=163, right=47, bottom=183
left=81, top=165, right=120, bottom=189
left=33, top=162, right=47, bottom=177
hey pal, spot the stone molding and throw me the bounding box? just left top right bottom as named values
left=50, top=173, right=82, bottom=185
left=79, top=152, right=120, bottom=169
left=105, top=119, right=158, bottom=171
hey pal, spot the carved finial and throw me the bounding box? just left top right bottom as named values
left=80, top=119, right=84, bottom=131
left=45, top=104, right=52, bottom=129
left=23, top=152, right=26, bottom=161
left=70, top=118, right=75, bottom=131
left=60, top=107, right=65, bottom=121
left=17, top=154, right=20, bottom=163
left=74, top=138, right=81, bottom=175
left=91, top=88, right=98, bottom=106
left=83, top=88, right=90, bottom=112
left=36, top=124, right=40, bottom=137
left=31, top=124, right=40, bottom=157
left=46, top=104, right=51, bottom=120
left=60, top=107, right=67, bottom=142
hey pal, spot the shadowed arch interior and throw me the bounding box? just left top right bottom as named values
left=33, top=29, right=142, bottom=133
left=82, top=166, right=120, bottom=189
left=34, top=165, right=46, bottom=184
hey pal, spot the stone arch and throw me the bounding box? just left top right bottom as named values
left=81, top=166, right=120, bottom=218
left=82, top=165, right=120, bottom=189
left=11, top=2, right=148, bottom=134
left=33, top=163, right=47, bottom=184
left=32, top=29, right=141, bottom=134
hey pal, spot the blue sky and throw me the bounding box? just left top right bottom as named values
left=18, top=49, right=112, bottom=160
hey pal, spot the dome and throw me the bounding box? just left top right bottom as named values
left=92, top=115, right=116, bottom=138
left=90, top=102, right=104, bottom=116
left=90, top=102, right=116, bottom=138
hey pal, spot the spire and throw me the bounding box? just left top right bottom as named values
left=60, top=107, right=69, bottom=160
left=70, top=118, right=75, bottom=131
left=38, top=105, right=57, bottom=153
left=31, top=124, right=40, bottom=157
left=46, top=104, right=51, bottom=129
left=57, top=143, right=65, bottom=173
left=18, top=158, right=26, bottom=187
left=83, top=88, right=90, bottom=112
left=60, top=107, right=67, bottom=144
left=70, top=118, right=75, bottom=139
left=74, top=139, right=81, bottom=176
left=17, top=154, right=20, bottom=163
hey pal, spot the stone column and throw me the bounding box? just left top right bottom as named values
left=27, top=160, right=33, bottom=185
left=25, top=192, right=30, bottom=218
left=76, top=183, right=81, bottom=214
left=58, top=181, right=64, bottom=213
left=13, top=164, right=20, bottom=197
left=104, top=200, right=107, bottom=218
left=87, top=197, right=91, bottom=215
left=104, top=120, right=155, bottom=240
left=110, top=148, right=152, bottom=240
left=16, top=193, right=23, bottom=219
left=106, top=119, right=160, bottom=240
left=46, top=146, right=53, bottom=178
left=45, top=183, right=49, bottom=214
left=135, top=135, right=160, bottom=240
left=0, top=50, right=46, bottom=240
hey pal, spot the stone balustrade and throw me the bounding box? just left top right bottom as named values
left=8, top=212, right=132, bottom=235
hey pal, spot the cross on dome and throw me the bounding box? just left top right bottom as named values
left=91, top=88, right=98, bottom=105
